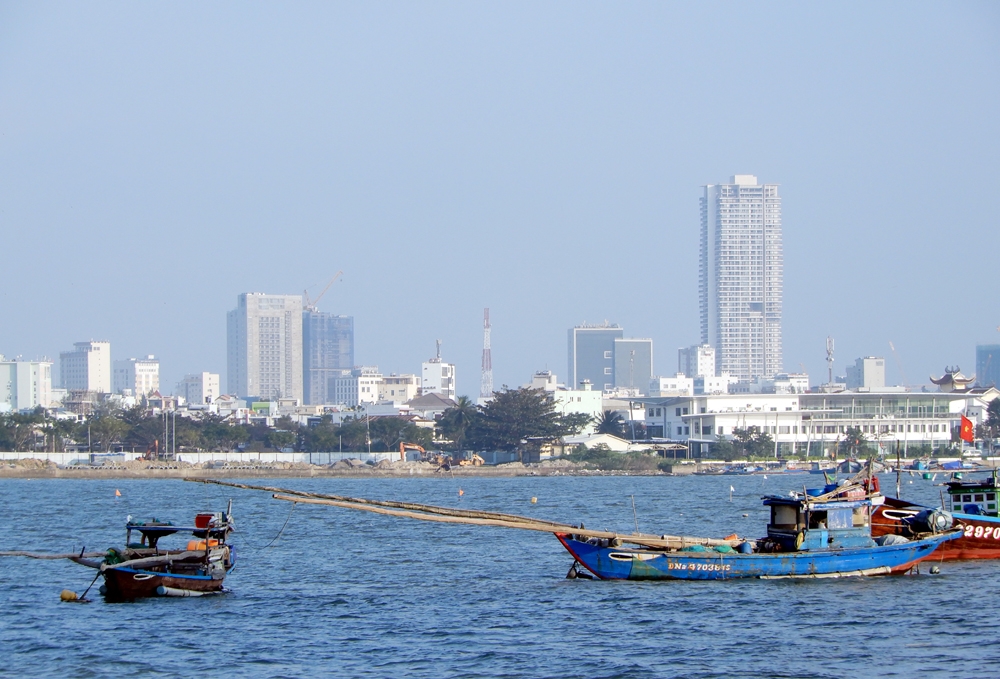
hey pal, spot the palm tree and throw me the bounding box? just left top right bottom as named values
left=595, top=410, right=625, bottom=437
left=437, top=395, right=479, bottom=450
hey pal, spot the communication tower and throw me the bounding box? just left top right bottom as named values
left=480, top=308, right=493, bottom=399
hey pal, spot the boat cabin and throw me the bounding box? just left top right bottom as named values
left=763, top=494, right=875, bottom=551
left=944, top=474, right=999, bottom=517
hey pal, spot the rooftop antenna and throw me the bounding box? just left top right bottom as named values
left=826, top=336, right=835, bottom=384
left=480, top=308, right=493, bottom=400
left=435, top=339, right=442, bottom=361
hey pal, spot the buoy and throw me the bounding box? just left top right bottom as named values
left=458, top=488, right=464, bottom=497
left=60, top=590, right=78, bottom=602
left=930, top=566, right=941, bottom=574
left=530, top=497, right=537, bottom=504
left=742, top=513, right=749, bottom=518
left=115, top=489, right=121, bottom=497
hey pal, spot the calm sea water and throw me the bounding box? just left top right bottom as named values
left=2, top=472, right=998, bottom=679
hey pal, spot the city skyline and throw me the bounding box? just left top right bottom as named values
left=1, top=4, right=998, bottom=396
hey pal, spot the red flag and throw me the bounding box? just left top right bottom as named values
left=960, top=415, right=975, bottom=443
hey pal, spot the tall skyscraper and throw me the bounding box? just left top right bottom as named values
left=60, top=340, right=111, bottom=393
left=700, top=174, right=783, bottom=382
left=302, top=311, right=354, bottom=405
left=227, top=293, right=303, bottom=401
left=977, top=345, right=1000, bottom=388
left=567, top=323, right=624, bottom=392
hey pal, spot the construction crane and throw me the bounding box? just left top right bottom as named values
left=303, top=271, right=343, bottom=311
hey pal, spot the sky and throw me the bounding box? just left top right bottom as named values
left=1, top=2, right=998, bottom=397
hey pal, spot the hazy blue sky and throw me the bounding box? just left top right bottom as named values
left=1, top=2, right=998, bottom=396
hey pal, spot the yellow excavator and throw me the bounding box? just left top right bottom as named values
left=399, top=442, right=426, bottom=462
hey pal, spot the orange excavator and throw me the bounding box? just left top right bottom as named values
left=399, top=442, right=426, bottom=462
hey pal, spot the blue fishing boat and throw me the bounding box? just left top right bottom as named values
left=558, top=486, right=960, bottom=580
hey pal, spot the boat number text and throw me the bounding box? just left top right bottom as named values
left=667, top=562, right=732, bottom=572
left=963, top=524, right=1000, bottom=539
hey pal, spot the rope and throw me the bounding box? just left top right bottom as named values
left=231, top=501, right=296, bottom=551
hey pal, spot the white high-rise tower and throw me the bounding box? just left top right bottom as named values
left=227, top=293, right=304, bottom=401
left=699, top=175, right=782, bottom=382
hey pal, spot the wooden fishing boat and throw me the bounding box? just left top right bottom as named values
left=872, top=470, right=1000, bottom=560
left=71, top=503, right=236, bottom=601
left=558, top=485, right=960, bottom=580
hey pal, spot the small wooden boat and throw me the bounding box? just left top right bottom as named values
left=558, top=485, right=960, bottom=580
left=872, top=469, right=1000, bottom=560
left=72, top=503, right=236, bottom=601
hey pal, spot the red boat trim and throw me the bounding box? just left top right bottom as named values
left=555, top=533, right=605, bottom=580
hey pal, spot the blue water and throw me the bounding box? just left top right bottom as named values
left=2, top=473, right=998, bottom=678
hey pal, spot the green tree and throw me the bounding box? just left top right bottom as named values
left=436, top=396, right=478, bottom=450
left=87, top=414, right=130, bottom=452
left=711, top=435, right=736, bottom=461
left=0, top=412, right=42, bottom=452
left=304, top=414, right=340, bottom=452
left=465, top=386, right=588, bottom=458
left=595, top=410, right=625, bottom=436
left=840, top=427, right=867, bottom=457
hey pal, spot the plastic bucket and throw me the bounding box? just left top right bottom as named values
left=805, top=488, right=824, bottom=497
left=194, top=513, right=215, bottom=529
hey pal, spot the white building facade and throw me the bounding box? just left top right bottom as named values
left=0, top=359, right=53, bottom=411
left=421, top=344, right=456, bottom=401
left=227, top=293, right=304, bottom=401
left=332, top=367, right=382, bottom=407
left=379, top=374, right=420, bottom=403
left=700, top=175, right=782, bottom=382
left=59, top=341, right=111, bottom=393
left=177, top=372, right=221, bottom=406
left=641, top=391, right=986, bottom=458
left=113, top=355, right=160, bottom=396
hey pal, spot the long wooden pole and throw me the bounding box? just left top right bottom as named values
left=185, top=478, right=572, bottom=528
left=271, top=494, right=740, bottom=550
left=0, top=551, right=105, bottom=559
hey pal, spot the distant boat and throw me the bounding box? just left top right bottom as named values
left=72, top=504, right=236, bottom=601
left=873, top=469, right=1000, bottom=560
left=558, top=485, right=959, bottom=580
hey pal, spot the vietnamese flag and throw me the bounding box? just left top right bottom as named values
left=960, top=415, right=975, bottom=443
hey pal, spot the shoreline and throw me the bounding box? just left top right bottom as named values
left=0, top=461, right=675, bottom=480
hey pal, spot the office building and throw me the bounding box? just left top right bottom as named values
left=845, top=357, right=887, bottom=391
left=977, top=345, right=1000, bottom=388
left=177, top=372, right=221, bottom=406
left=227, top=293, right=303, bottom=401
left=332, top=366, right=382, bottom=407
left=567, top=323, right=624, bottom=392
left=113, top=355, right=160, bottom=396
left=678, top=344, right=716, bottom=379
left=421, top=342, right=456, bottom=401
left=700, top=175, right=782, bottom=382
left=379, top=374, right=420, bottom=402
left=614, top=338, right=653, bottom=393
left=59, top=341, right=111, bottom=393
left=302, top=311, right=354, bottom=405
left=0, top=358, right=52, bottom=411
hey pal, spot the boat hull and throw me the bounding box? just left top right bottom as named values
left=556, top=532, right=958, bottom=580
left=102, top=567, right=227, bottom=601
left=873, top=499, right=1000, bottom=560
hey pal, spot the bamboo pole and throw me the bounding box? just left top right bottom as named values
left=185, top=478, right=572, bottom=528
left=101, top=550, right=209, bottom=572
left=272, top=494, right=740, bottom=549
left=0, top=551, right=105, bottom=559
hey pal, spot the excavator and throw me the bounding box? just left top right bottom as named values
left=399, top=442, right=426, bottom=462
left=398, top=442, right=484, bottom=467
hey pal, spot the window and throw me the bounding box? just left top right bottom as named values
left=676, top=408, right=681, bottom=416
left=604, top=351, right=612, bottom=359
left=718, top=426, right=724, bottom=435
left=655, top=408, right=661, bottom=416
left=677, top=426, right=683, bottom=436
left=682, top=407, right=689, bottom=415
left=648, top=409, right=654, bottom=417
left=604, top=368, right=612, bottom=375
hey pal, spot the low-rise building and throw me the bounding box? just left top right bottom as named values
left=640, top=390, right=997, bottom=458
left=332, top=367, right=382, bottom=407
left=379, top=374, right=420, bottom=402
